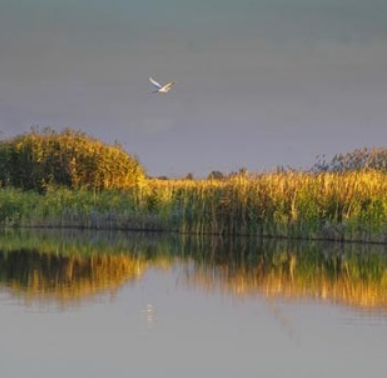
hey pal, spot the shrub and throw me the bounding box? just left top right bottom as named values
left=0, top=127, right=145, bottom=191
left=313, top=147, right=387, bottom=173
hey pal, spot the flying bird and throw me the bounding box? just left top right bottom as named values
left=149, top=77, right=175, bottom=93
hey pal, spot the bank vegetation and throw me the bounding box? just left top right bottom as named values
left=1, top=129, right=387, bottom=243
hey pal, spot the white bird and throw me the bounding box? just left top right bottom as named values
left=149, top=77, right=175, bottom=93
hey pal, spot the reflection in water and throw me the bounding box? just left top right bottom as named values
left=184, top=245, right=387, bottom=313
left=0, top=249, right=145, bottom=307
left=141, top=304, right=156, bottom=327
left=0, top=229, right=387, bottom=313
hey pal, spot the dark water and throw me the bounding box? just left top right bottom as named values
left=1, top=230, right=387, bottom=378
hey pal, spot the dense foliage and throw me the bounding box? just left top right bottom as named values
left=313, top=147, right=387, bottom=172
left=2, top=171, right=387, bottom=243
left=1, top=129, right=387, bottom=243
left=0, top=128, right=145, bottom=191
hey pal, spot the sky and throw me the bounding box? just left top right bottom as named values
left=0, top=0, right=387, bottom=177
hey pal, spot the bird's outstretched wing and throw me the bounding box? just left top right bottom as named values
left=149, top=77, right=162, bottom=89
left=161, top=81, right=175, bottom=92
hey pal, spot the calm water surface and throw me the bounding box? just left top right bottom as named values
left=1, top=230, right=387, bottom=378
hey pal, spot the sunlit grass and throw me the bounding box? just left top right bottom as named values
left=0, top=127, right=145, bottom=191
left=1, top=170, right=387, bottom=242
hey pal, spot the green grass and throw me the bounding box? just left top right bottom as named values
left=2, top=170, right=387, bottom=242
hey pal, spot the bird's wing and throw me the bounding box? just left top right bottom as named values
left=162, top=81, right=175, bottom=91
left=149, top=77, right=162, bottom=89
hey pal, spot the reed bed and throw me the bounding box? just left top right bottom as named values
left=1, top=170, right=387, bottom=242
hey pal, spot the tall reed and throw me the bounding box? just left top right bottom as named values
left=0, top=127, right=145, bottom=191
left=2, top=170, right=387, bottom=242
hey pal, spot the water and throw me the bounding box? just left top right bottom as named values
left=1, top=230, right=387, bottom=378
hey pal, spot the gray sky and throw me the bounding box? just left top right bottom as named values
left=1, top=0, right=387, bottom=177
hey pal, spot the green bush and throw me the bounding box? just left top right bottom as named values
left=0, top=127, right=145, bottom=191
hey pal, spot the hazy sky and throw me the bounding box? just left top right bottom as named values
left=1, top=0, right=387, bottom=176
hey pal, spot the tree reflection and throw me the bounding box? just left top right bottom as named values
left=0, top=230, right=387, bottom=312
left=0, top=249, right=146, bottom=306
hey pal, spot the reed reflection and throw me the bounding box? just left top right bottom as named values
left=0, top=249, right=145, bottom=306
left=182, top=238, right=387, bottom=314
left=0, top=230, right=387, bottom=313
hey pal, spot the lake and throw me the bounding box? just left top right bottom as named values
left=1, top=229, right=387, bottom=378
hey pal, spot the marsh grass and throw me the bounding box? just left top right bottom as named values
left=1, top=170, right=387, bottom=242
